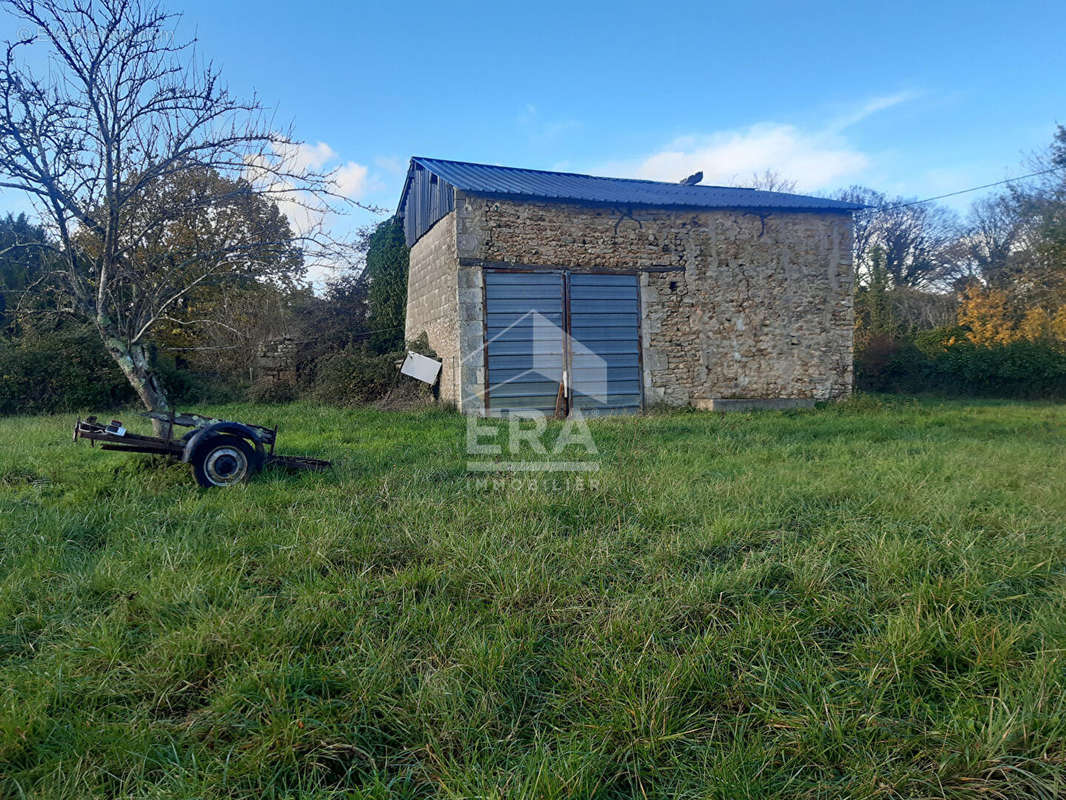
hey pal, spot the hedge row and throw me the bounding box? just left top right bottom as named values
left=0, top=326, right=440, bottom=415
left=856, top=334, right=1066, bottom=398
left=0, top=329, right=135, bottom=415
left=0, top=328, right=244, bottom=415
left=5, top=327, right=1066, bottom=415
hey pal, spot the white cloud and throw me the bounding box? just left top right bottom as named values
left=334, top=161, right=369, bottom=199
left=247, top=140, right=374, bottom=234
left=243, top=139, right=383, bottom=288
left=279, top=140, right=337, bottom=172
left=601, top=93, right=915, bottom=191
left=826, top=91, right=918, bottom=132
left=603, top=124, right=867, bottom=190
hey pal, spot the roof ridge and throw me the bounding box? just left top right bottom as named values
left=412, top=156, right=754, bottom=193
left=399, top=157, right=862, bottom=223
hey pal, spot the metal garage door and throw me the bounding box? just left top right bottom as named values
left=483, top=270, right=642, bottom=416
left=568, top=273, right=642, bottom=415
left=484, top=271, right=565, bottom=415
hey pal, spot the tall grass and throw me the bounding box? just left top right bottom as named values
left=1, top=396, right=1065, bottom=798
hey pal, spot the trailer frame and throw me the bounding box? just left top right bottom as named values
left=73, top=411, right=331, bottom=487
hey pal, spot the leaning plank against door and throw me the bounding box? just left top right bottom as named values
left=483, top=270, right=565, bottom=416
left=568, top=273, right=642, bottom=415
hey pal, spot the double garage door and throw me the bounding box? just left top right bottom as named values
left=484, top=270, right=642, bottom=416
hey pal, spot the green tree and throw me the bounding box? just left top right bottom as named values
left=363, top=217, right=409, bottom=354
left=99, top=166, right=305, bottom=379
left=866, top=246, right=893, bottom=335
left=0, top=0, right=341, bottom=426
left=0, top=213, right=53, bottom=334
left=854, top=245, right=896, bottom=354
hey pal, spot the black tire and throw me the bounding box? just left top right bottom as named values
left=191, top=434, right=254, bottom=488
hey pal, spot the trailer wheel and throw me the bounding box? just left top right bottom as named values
left=191, top=434, right=254, bottom=488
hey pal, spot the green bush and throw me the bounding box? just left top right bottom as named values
left=856, top=333, right=1066, bottom=398
left=911, top=325, right=967, bottom=357
left=247, top=376, right=299, bottom=404
left=311, top=347, right=400, bottom=405
left=153, top=356, right=243, bottom=406
left=0, top=329, right=243, bottom=415
left=0, top=328, right=134, bottom=414
left=310, top=336, right=437, bottom=406
left=937, top=339, right=1066, bottom=396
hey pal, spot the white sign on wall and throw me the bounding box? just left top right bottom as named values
left=400, top=351, right=442, bottom=385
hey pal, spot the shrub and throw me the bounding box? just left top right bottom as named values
left=247, top=376, right=298, bottom=404
left=310, top=336, right=437, bottom=407
left=935, top=339, right=1066, bottom=397
left=912, top=325, right=967, bottom=357
left=0, top=327, right=244, bottom=415
left=153, top=356, right=243, bottom=406
left=854, top=334, right=908, bottom=392
left=0, top=328, right=134, bottom=414
left=311, top=348, right=399, bottom=405
left=855, top=333, right=1066, bottom=399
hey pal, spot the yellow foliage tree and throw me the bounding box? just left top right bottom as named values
left=1052, top=307, right=1066, bottom=343
left=1018, top=307, right=1052, bottom=341
left=958, top=285, right=1018, bottom=345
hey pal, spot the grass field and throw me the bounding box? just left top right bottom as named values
left=1, top=396, right=1066, bottom=798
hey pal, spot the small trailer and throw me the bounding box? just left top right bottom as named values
left=73, top=411, right=331, bottom=488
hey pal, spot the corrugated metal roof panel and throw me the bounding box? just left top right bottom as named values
left=405, top=156, right=860, bottom=213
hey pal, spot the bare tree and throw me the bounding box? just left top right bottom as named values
left=876, top=201, right=958, bottom=289
left=0, top=0, right=353, bottom=423
left=833, top=185, right=884, bottom=283
left=941, top=194, right=1021, bottom=289
left=889, top=285, right=957, bottom=331
left=745, top=169, right=797, bottom=193
left=832, top=186, right=958, bottom=289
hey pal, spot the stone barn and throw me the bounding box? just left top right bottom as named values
left=397, top=157, right=858, bottom=415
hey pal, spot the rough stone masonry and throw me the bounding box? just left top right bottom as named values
left=406, top=190, right=854, bottom=414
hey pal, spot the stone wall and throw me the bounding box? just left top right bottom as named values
left=257, top=336, right=298, bottom=386
left=405, top=211, right=460, bottom=404
left=640, top=270, right=699, bottom=406
left=453, top=192, right=854, bottom=405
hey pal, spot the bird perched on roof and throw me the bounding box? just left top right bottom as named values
left=679, top=171, right=703, bottom=186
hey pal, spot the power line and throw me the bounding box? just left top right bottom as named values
left=870, top=165, right=1066, bottom=212
left=346, top=324, right=406, bottom=339
left=266, top=324, right=405, bottom=346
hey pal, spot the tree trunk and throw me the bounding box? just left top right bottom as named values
left=102, top=332, right=171, bottom=435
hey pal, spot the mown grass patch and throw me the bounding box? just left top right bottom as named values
left=1, top=396, right=1065, bottom=798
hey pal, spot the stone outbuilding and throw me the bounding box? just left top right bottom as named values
left=397, top=157, right=859, bottom=415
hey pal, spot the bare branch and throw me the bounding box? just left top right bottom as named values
left=0, top=0, right=358, bottom=415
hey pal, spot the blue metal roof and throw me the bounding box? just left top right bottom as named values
left=400, top=156, right=860, bottom=214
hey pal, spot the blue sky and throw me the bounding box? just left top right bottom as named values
left=2, top=0, right=1064, bottom=257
